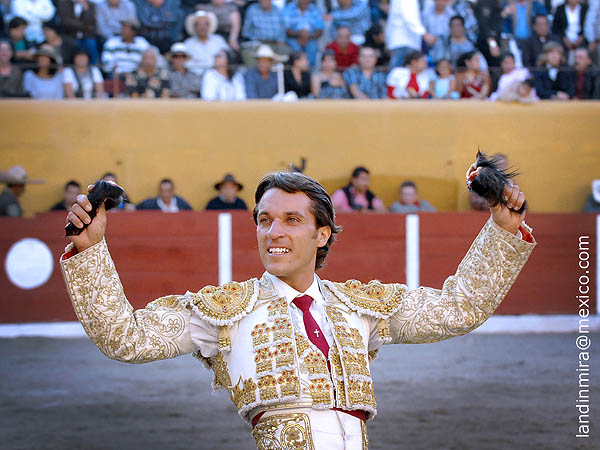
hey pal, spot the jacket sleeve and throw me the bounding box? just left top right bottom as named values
left=61, top=239, right=197, bottom=363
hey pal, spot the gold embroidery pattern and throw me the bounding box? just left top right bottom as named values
left=252, top=413, right=315, bottom=450
left=255, top=348, right=275, bottom=374
left=295, top=333, right=311, bottom=357
left=368, top=350, right=379, bottom=363
left=304, top=351, right=329, bottom=377
left=274, top=342, right=295, bottom=369
left=61, top=239, right=195, bottom=363
left=309, top=378, right=332, bottom=405
left=342, top=351, right=370, bottom=377
left=273, top=318, right=293, bottom=342
left=377, top=319, right=391, bottom=343
left=268, top=297, right=289, bottom=319
left=278, top=370, right=300, bottom=397
left=231, top=377, right=258, bottom=409
left=218, top=326, right=231, bottom=351
left=361, top=420, right=369, bottom=450
left=348, top=380, right=376, bottom=409
left=258, top=375, right=279, bottom=401
left=252, top=323, right=271, bottom=348
left=211, top=351, right=231, bottom=389
left=328, top=279, right=407, bottom=319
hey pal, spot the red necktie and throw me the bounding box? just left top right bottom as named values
left=292, top=294, right=329, bottom=358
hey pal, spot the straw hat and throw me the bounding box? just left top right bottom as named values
left=0, top=165, right=44, bottom=184
left=35, top=44, right=61, bottom=65
left=255, top=44, right=286, bottom=62
left=185, top=10, right=218, bottom=37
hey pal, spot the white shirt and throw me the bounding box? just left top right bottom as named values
left=184, top=35, right=230, bottom=76
left=386, top=67, right=434, bottom=98
left=157, top=197, right=179, bottom=213
left=565, top=4, right=582, bottom=43
left=385, top=0, right=426, bottom=51
left=63, top=66, right=103, bottom=99
left=490, top=67, right=530, bottom=101
left=201, top=69, right=246, bottom=101
left=11, top=0, right=56, bottom=43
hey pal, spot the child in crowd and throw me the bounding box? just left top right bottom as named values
left=456, top=51, right=490, bottom=99
left=429, top=58, right=458, bottom=99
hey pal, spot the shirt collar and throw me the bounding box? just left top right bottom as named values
left=264, top=272, right=323, bottom=306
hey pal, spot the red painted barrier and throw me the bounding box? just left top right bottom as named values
left=0, top=212, right=596, bottom=323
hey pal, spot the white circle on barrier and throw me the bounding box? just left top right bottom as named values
left=5, top=238, right=54, bottom=290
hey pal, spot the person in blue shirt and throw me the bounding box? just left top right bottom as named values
left=283, top=0, right=323, bottom=67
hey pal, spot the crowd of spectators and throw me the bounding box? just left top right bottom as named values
left=0, top=0, right=599, bottom=100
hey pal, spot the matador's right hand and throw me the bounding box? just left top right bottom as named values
left=66, top=184, right=107, bottom=252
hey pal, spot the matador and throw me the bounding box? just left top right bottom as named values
left=62, top=169, right=536, bottom=449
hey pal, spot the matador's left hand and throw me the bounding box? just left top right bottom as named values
left=490, top=181, right=526, bottom=235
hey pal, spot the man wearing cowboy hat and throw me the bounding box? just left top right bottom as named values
left=167, top=42, right=202, bottom=98
left=0, top=165, right=44, bottom=217
left=206, top=174, right=248, bottom=210
left=101, top=18, right=150, bottom=76
left=184, top=10, right=229, bottom=75
left=244, top=43, right=284, bottom=98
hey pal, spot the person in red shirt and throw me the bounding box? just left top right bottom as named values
left=325, top=26, right=359, bottom=69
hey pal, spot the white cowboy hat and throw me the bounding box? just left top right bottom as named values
left=185, top=10, right=218, bottom=37
left=255, top=44, right=286, bottom=62
left=168, top=42, right=190, bottom=58
left=0, top=165, right=44, bottom=184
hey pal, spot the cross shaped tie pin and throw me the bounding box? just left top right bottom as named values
left=314, top=329, right=320, bottom=338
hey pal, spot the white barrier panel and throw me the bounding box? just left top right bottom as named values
left=218, top=213, right=232, bottom=286
left=405, top=214, right=420, bottom=290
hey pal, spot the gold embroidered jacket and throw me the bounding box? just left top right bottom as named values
left=61, top=217, right=535, bottom=421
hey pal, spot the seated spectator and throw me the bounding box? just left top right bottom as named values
left=0, top=165, right=44, bottom=217
left=389, top=181, right=436, bottom=213
left=102, top=19, right=150, bottom=76
left=283, top=51, right=310, bottom=98
left=137, top=178, right=192, bottom=212
left=329, top=0, right=370, bottom=45
left=533, top=41, right=575, bottom=99
left=283, top=0, right=323, bottom=67
left=57, top=0, right=99, bottom=64
left=0, top=39, right=27, bottom=97
left=364, top=24, right=388, bottom=67
left=205, top=174, right=248, bottom=210
left=43, top=22, right=79, bottom=66
left=167, top=42, right=202, bottom=98
left=240, top=0, right=289, bottom=66
left=583, top=179, right=600, bottom=212
left=202, top=49, right=246, bottom=100
left=520, top=14, right=561, bottom=68
left=101, top=171, right=135, bottom=210
left=553, top=0, right=588, bottom=58
left=332, top=166, right=386, bottom=213
left=196, top=0, right=241, bottom=52
left=325, top=26, right=359, bottom=70
left=244, top=44, right=281, bottom=99
left=491, top=52, right=537, bottom=102
left=444, top=15, right=476, bottom=67
left=311, top=49, right=350, bottom=99
left=387, top=50, right=433, bottom=98
left=63, top=47, right=104, bottom=98
left=501, top=0, right=547, bottom=44
left=11, top=0, right=55, bottom=44
left=456, top=50, right=490, bottom=99
left=125, top=47, right=170, bottom=97
left=96, top=0, right=138, bottom=40
left=23, top=44, right=64, bottom=99
left=8, top=17, right=35, bottom=66
left=343, top=46, right=386, bottom=99
left=134, top=0, right=183, bottom=54
left=422, top=0, right=455, bottom=62
left=573, top=47, right=600, bottom=99
left=50, top=180, right=81, bottom=210
left=430, top=58, right=458, bottom=99
left=184, top=10, right=229, bottom=75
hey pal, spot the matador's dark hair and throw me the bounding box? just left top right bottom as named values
left=253, top=171, right=342, bottom=270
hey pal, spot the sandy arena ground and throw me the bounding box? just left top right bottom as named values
left=1, top=333, right=598, bottom=450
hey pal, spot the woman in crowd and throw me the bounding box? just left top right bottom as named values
left=125, top=47, right=171, bottom=98
left=386, top=50, right=433, bottom=99
left=63, top=47, right=104, bottom=99
left=284, top=52, right=311, bottom=98
left=456, top=50, right=490, bottom=99
left=168, top=42, right=202, bottom=98
left=201, top=49, right=245, bottom=100
left=533, top=41, right=575, bottom=100
left=310, top=50, right=350, bottom=99
left=23, top=44, right=64, bottom=99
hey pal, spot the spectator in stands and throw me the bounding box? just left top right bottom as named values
left=445, top=15, right=476, bottom=68
left=102, top=19, right=150, bottom=76
left=447, top=0, right=478, bottom=43
left=389, top=180, right=436, bottom=213
left=101, top=171, right=135, bottom=210
left=331, top=166, right=386, bottom=213
left=328, top=0, right=370, bottom=46
left=500, top=0, right=547, bottom=45
left=134, top=0, right=183, bottom=54
left=0, top=39, right=27, bottom=97
left=553, top=0, right=588, bottom=59
left=284, top=51, right=310, bottom=98
left=63, top=47, right=104, bottom=98
left=240, top=0, right=289, bottom=66
left=343, top=46, right=386, bottom=99
left=125, top=46, right=170, bottom=97
left=196, top=0, right=241, bottom=53
left=57, top=0, right=99, bottom=64
left=137, top=178, right=192, bottom=212
left=456, top=50, right=491, bottom=99
left=473, top=0, right=504, bottom=68
left=586, top=0, right=599, bottom=64
left=520, top=14, right=561, bottom=68
left=283, top=0, right=323, bottom=67
left=387, top=50, right=433, bottom=98
left=167, top=42, right=201, bottom=98
left=202, top=48, right=245, bottom=100
left=490, top=52, right=537, bottom=101
left=422, top=0, right=456, bottom=63
left=11, top=0, right=55, bottom=43
left=205, top=174, right=248, bottom=210
left=364, top=23, right=389, bottom=67
left=184, top=10, right=229, bottom=75
left=386, top=0, right=433, bottom=68
left=311, top=49, right=350, bottom=98
left=533, top=41, right=575, bottom=99
left=244, top=44, right=280, bottom=99
left=325, top=26, right=359, bottom=70
left=573, top=47, right=600, bottom=99
left=430, top=58, right=458, bottom=99
left=43, top=22, right=79, bottom=66
left=50, top=180, right=81, bottom=210
left=0, top=165, right=43, bottom=217
left=8, top=17, right=35, bottom=66
left=583, top=179, right=600, bottom=212
left=23, top=44, right=64, bottom=99
left=96, top=0, right=138, bottom=40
